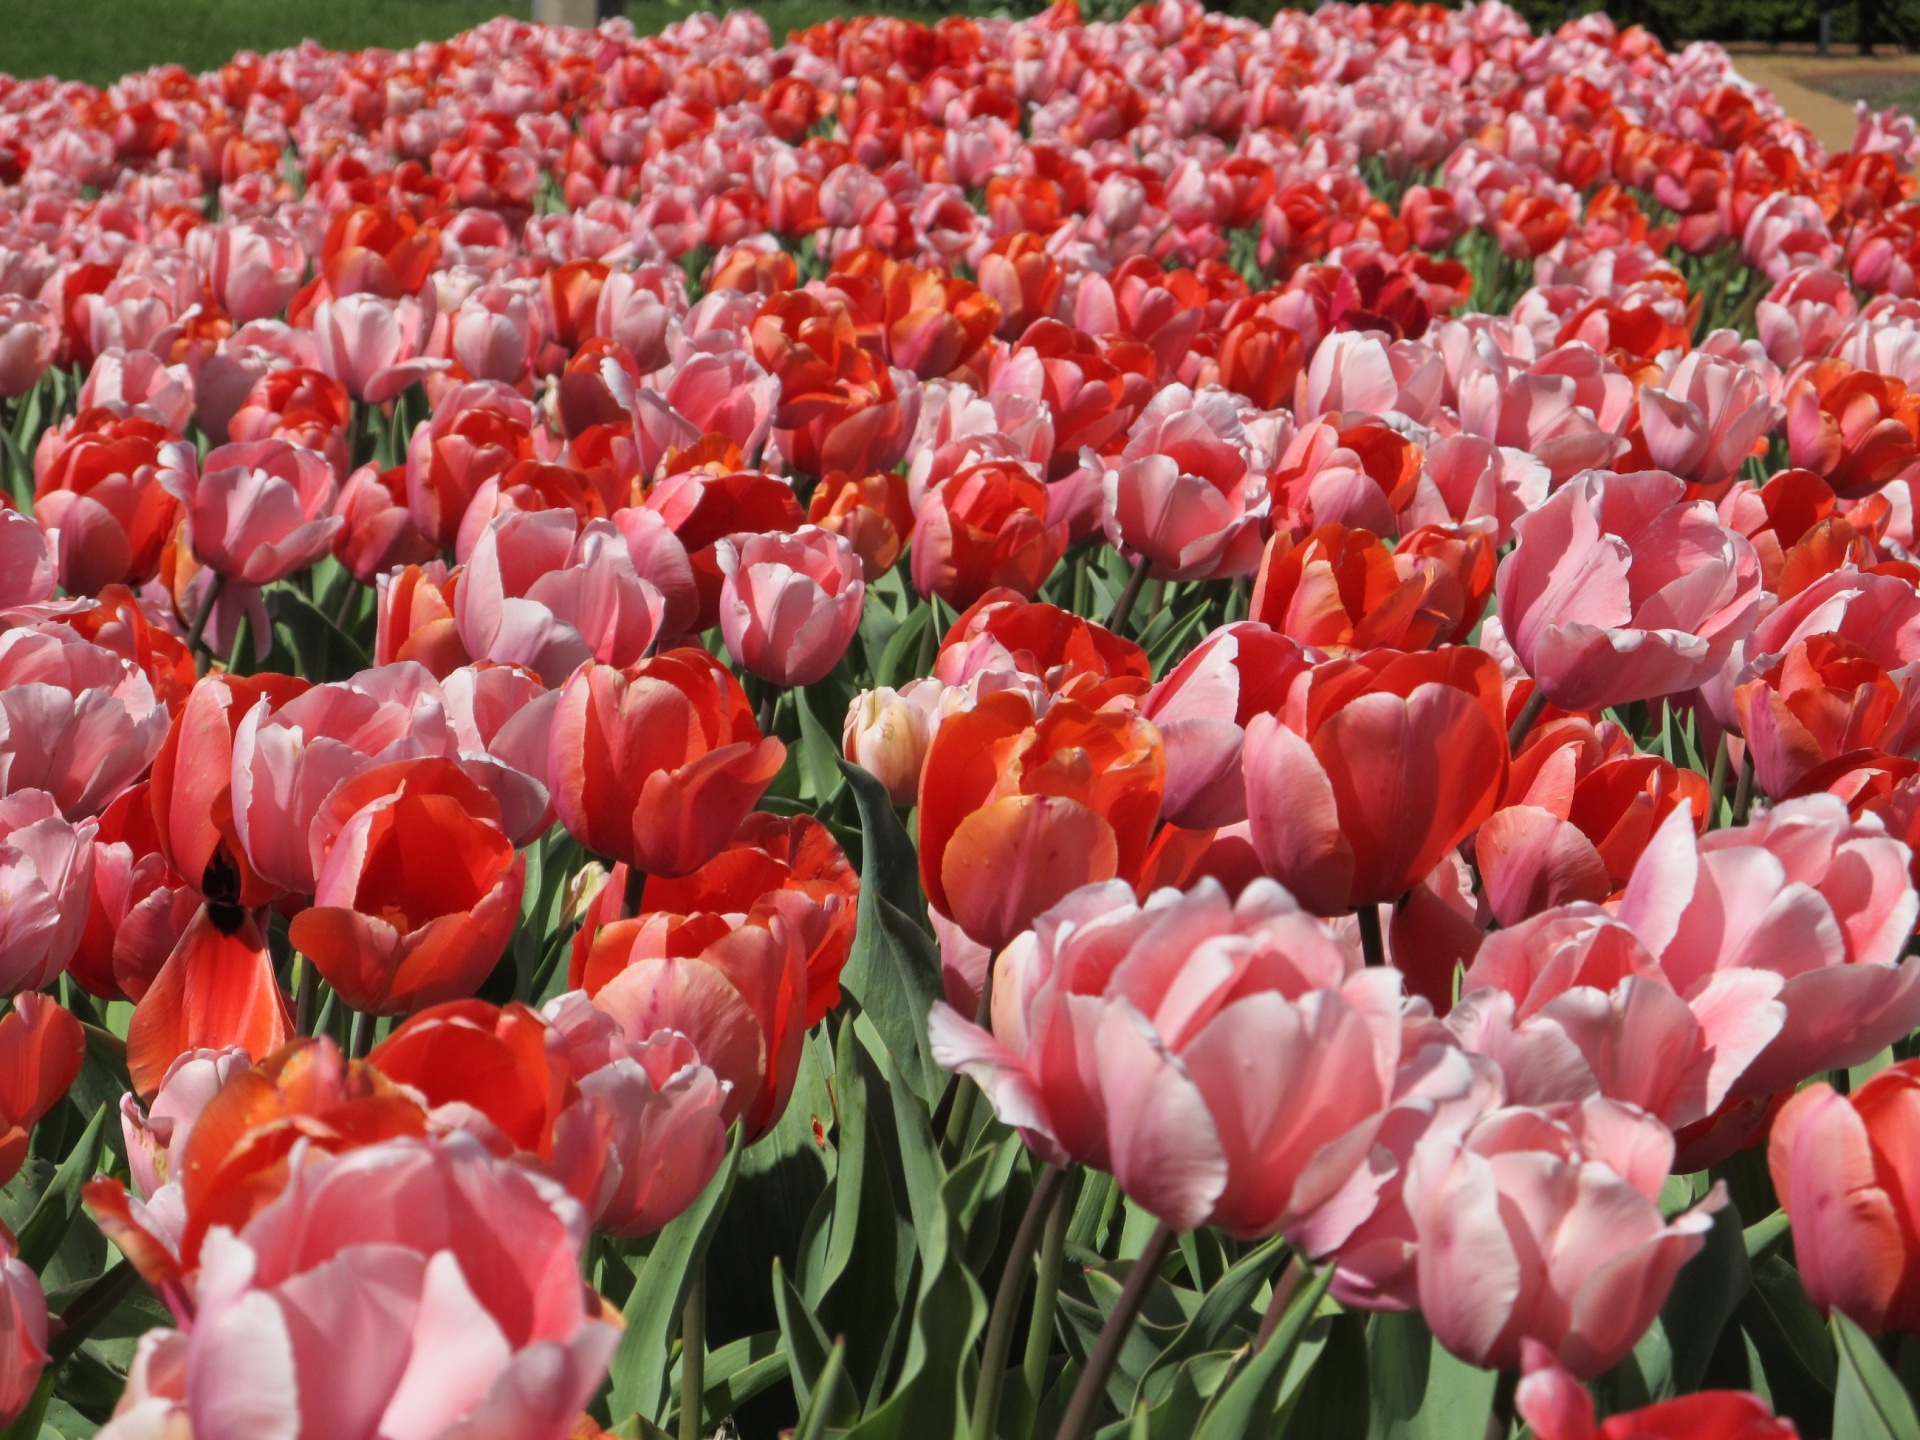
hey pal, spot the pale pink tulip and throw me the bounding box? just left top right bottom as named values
left=543, top=991, right=731, bottom=1238
left=313, top=292, right=445, bottom=404
left=1638, top=351, right=1781, bottom=492
left=229, top=663, right=454, bottom=896
left=120, top=1047, right=252, bottom=1199
left=0, top=624, right=167, bottom=819
left=0, top=507, right=53, bottom=608
left=451, top=284, right=539, bottom=386
left=441, top=663, right=560, bottom=846
left=1495, top=469, right=1762, bottom=711
left=1743, top=192, right=1839, bottom=283
left=716, top=525, right=865, bottom=687
left=0, top=1231, right=46, bottom=1430
left=1407, top=1097, right=1722, bottom=1378
left=167, top=438, right=342, bottom=586
left=1757, top=265, right=1856, bottom=369
left=94, top=1135, right=618, bottom=1440
left=0, top=296, right=56, bottom=398
left=456, top=509, right=667, bottom=686
left=0, top=788, right=96, bottom=995
left=79, top=349, right=194, bottom=433
left=1615, top=798, right=1920, bottom=1099
left=1397, top=433, right=1548, bottom=547
left=1101, top=385, right=1265, bottom=580
left=842, top=678, right=951, bottom=805
left=930, top=877, right=1405, bottom=1238
left=211, top=218, right=308, bottom=325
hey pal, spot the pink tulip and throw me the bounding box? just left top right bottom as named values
left=95, top=1135, right=618, bottom=1440
left=543, top=991, right=731, bottom=1238
left=1140, top=622, right=1315, bottom=829
left=452, top=284, right=539, bottom=387
left=333, top=462, right=436, bottom=584
left=1768, top=1064, right=1920, bottom=1335
left=0, top=1230, right=46, bottom=1430
left=166, top=438, right=342, bottom=586
left=211, top=218, right=308, bottom=325
left=1756, top=265, right=1856, bottom=369
left=313, top=292, right=445, bottom=404
left=0, top=296, right=56, bottom=399
left=595, top=267, right=679, bottom=373
left=665, top=350, right=778, bottom=463
left=1615, top=798, right=1920, bottom=1099
left=1453, top=339, right=1632, bottom=484
left=716, top=525, right=865, bottom=687
left=0, top=624, right=167, bottom=819
left=0, top=507, right=53, bottom=608
left=1100, top=384, right=1265, bottom=580
left=120, top=1047, right=251, bottom=1198
left=1299, top=330, right=1443, bottom=426
left=79, top=349, right=195, bottom=433
left=441, top=663, right=560, bottom=846
left=230, top=663, right=454, bottom=896
left=1495, top=469, right=1762, bottom=711
left=1396, top=433, right=1549, bottom=547
left=0, top=788, right=96, bottom=995
left=930, top=877, right=1405, bottom=1238
left=1449, top=904, right=1787, bottom=1130
left=1638, top=350, right=1780, bottom=493
left=456, top=509, right=667, bottom=686
left=1407, top=1096, right=1722, bottom=1378
left=1743, top=192, right=1839, bottom=284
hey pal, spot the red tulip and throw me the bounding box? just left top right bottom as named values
left=549, top=651, right=786, bottom=877
left=290, top=758, right=525, bottom=1016
left=0, top=993, right=84, bottom=1188
left=125, top=907, right=292, bottom=1100
left=1515, top=1341, right=1796, bottom=1440
left=911, top=460, right=1068, bottom=609
left=1244, top=647, right=1507, bottom=915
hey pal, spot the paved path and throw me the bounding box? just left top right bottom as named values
left=1730, top=49, right=1920, bottom=152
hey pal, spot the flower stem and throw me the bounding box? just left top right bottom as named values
left=1731, top=745, right=1756, bottom=826
left=1052, top=1222, right=1176, bottom=1440
left=1014, top=1167, right=1076, bottom=1440
left=971, top=1165, right=1066, bottom=1440
left=623, top=863, right=648, bottom=920
left=1106, top=553, right=1153, bottom=635
left=1252, top=1255, right=1306, bottom=1352
left=294, top=957, right=319, bottom=1037
left=185, top=571, right=227, bottom=670
left=1355, top=904, right=1386, bottom=968
left=1485, top=1368, right=1518, bottom=1440
left=1506, top=684, right=1547, bottom=752
left=679, top=1264, right=707, bottom=1440
left=1706, top=729, right=1731, bottom=828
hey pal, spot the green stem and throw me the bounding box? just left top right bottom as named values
left=294, top=958, right=320, bottom=1038
left=679, top=1265, right=707, bottom=1440
left=1105, top=554, right=1153, bottom=636
left=1052, top=1222, right=1176, bottom=1440
left=1355, top=905, right=1386, bottom=968
left=1706, top=730, right=1731, bottom=829
left=971, top=1165, right=1067, bottom=1440
left=1015, top=1168, right=1077, bottom=1440
left=1731, top=746, right=1756, bottom=827
left=349, top=1008, right=376, bottom=1060
left=1485, top=1368, right=1518, bottom=1440
left=185, top=570, right=227, bottom=669
left=1506, top=684, right=1547, bottom=753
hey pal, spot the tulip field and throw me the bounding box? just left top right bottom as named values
left=11, top=2, right=1920, bottom=1438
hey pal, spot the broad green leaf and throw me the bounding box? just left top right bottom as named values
left=877, top=602, right=932, bottom=687
left=1276, top=1310, right=1370, bottom=1440
left=1833, top=1312, right=1920, bottom=1440
left=1191, top=1264, right=1335, bottom=1440
left=795, top=1339, right=851, bottom=1440
left=836, top=758, right=943, bottom=1099
left=1663, top=1199, right=1751, bottom=1394
left=1137, top=1236, right=1289, bottom=1406
left=607, top=1129, right=742, bottom=1424
left=796, top=685, right=845, bottom=804
left=674, top=1330, right=787, bottom=1431
left=1366, top=1310, right=1498, bottom=1440
left=855, top=1015, right=944, bottom=1257
left=16, top=1106, right=107, bottom=1274
left=1744, top=1209, right=1790, bottom=1258
left=774, top=1258, right=861, bottom=1426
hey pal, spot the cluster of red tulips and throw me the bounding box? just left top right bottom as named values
left=3, top=0, right=1920, bottom=1436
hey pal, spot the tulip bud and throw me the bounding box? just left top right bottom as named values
left=843, top=680, right=944, bottom=804
left=716, top=525, right=865, bottom=687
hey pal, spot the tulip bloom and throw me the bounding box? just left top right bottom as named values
left=126, top=908, right=293, bottom=1099
left=376, top=561, right=469, bottom=677
left=0, top=623, right=168, bottom=820
left=911, top=461, right=1067, bottom=609
left=0, top=788, right=96, bottom=994
left=95, top=1135, right=617, bottom=1440
left=584, top=906, right=807, bottom=1144
left=1408, top=1097, right=1723, bottom=1377
left=1141, top=622, right=1316, bottom=829
left=933, top=590, right=1151, bottom=707
left=1244, top=647, right=1507, bottom=915
left=312, top=292, right=443, bottom=404
left=843, top=679, right=953, bottom=804
left=1250, top=524, right=1467, bottom=653
left=1735, top=633, right=1920, bottom=800
left=807, top=468, right=914, bottom=580
left=1515, top=1341, right=1796, bottom=1440
left=0, top=993, right=85, bottom=1187
left=1769, top=1060, right=1920, bottom=1334
left=334, top=462, right=437, bottom=584
left=716, top=525, right=866, bottom=687
left=550, top=652, right=786, bottom=877
left=930, top=877, right=1405, bottom=1236
left=1495, top=469, right=1762, bottom=712
left=74, top=781, right=196, bottom=1003
left=1638, top=350, right=1779, bottom=494
left=165, top=437, right=342, bottom=587
left=1100, top=385, right=1265, bottom=581
left=321, top=203, right=441, bottom=299
left=32, top=409, right=179, bottom=594
left=0, top=1232, right=46, bottom=1430
left=918, top=689, right=1164, bottom=951
left=291, top=759, right=526, bottom=1016
left=1786, top=358, right=1920, bottom=498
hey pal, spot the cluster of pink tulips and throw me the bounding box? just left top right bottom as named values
left=2, top=0, right=1920, bottom=1436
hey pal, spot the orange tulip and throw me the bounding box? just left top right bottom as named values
left=807, top=468, right=914, bottom=580
left=918, top=689, right=1165, bottom=950
left=369, top=999, right=569, bottom=1158
left=1250, top=523, right=1465, bottom=652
